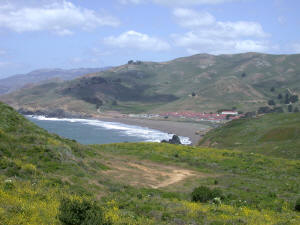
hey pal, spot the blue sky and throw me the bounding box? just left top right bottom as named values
left=0, top=0, right=299, bottom=78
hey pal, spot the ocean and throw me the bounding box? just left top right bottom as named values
left=27, top=116, right=191, bottom=145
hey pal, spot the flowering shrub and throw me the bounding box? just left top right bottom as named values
left=58, top=197, right=107, bottom=225
left=191, top=186, right=223, bottom=203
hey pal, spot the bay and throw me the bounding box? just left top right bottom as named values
left=27, top=116, right=191, bottom=145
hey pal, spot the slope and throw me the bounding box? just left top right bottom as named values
left=0, top=104, right=300, bottom=224
left=2, top=52, right=300, bottom=115
left=198, top=112, right=300, bottom=159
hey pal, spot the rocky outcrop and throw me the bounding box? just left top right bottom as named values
left=161, top=135, right=182, bottom=145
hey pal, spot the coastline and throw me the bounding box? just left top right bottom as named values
left=91, top=116, right=212, bottom=145
left=20, top=108, right=212, bottom=145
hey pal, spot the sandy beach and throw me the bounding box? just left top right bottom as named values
left=93, top=116, right=212, bottom=145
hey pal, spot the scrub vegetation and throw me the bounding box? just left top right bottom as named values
left=198, top=112, right=300, bottom=159
left=0, top=102, right=299, bottom=224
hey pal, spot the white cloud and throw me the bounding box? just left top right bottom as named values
left=216, top=21, right=267, bottom=38
left=172, top=8, right=270, bottom=54
left=174, top=9, right=267, bottom=38
left=120, top=0, right=238, bottom=5
left=0, top=1, right=120, bottom=35
left=104, top=30, right=170, bottom=51
left=173, top=8, right=215, bottom=27
left=174, top=32, right=269, bottom=54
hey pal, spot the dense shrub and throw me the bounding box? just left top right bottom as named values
left=58, top=197, right=106, bottom=225
left=4, top=180, right=15, bottom=191
left=191, top=186, right=223, bottom=203
left=295, top=198, right=300, bottom=212
left=258, top=106, right=272, bottom=114
left=268, top=100, right=276, bottom=106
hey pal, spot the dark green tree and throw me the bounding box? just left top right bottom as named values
left=290, top=95, right=299, bottom=103
left=268, top=100, right=276, bottom=106
left=270, top=87, right=275, bottom=92
left=285, top=93, right=290, bottom=104
left=258, top=106, right=271, bottom=114
left=278, top=93, right=282, bottom=99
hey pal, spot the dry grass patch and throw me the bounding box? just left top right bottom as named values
left=98, top=154, right=213, bottom=189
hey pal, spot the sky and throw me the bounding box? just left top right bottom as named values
left=0, top=0, right=300, bottom=78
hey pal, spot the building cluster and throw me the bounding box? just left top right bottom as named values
left=128, top=111, right=242, bottom=122
left=159, top=111, right=242, bottom=122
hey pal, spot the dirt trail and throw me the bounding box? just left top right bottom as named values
left=101, top=155, right=212, bottom=189
left=154, top=169, right=194, bottom=188
left=126, top=162, right=196, bottom=188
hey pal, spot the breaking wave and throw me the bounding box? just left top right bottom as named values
left=29, top=115, right=192, bottom=145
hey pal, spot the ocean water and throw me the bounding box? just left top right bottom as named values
left=27, top=116, right=191, bottom=145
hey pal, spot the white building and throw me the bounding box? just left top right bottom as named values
left=221, top=111, right=238, bottom=115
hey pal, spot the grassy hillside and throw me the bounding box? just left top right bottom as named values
left=2, top=52, right=300, bottom=115
left=0, top=101, right=300, bottom=224
left=198, top=112, right=300, bottom=159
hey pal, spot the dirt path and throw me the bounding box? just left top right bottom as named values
left=100, top=154, right=213, bottom=189
left=126, top=162, right=196, bottom=188
left=153, top=169, right=194, bottom=188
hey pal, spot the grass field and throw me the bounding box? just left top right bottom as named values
left=0, top=102, right=299, bottom=224
left=198, top=112, right=300, bottom=159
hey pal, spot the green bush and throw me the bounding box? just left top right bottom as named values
left=0, top=158, right=8, bottom=169
left=4, top=180, right=15, bottom=191
left=191, top=186, right=223, bottom=203
left=295, top=198, right=300, bottom=212
left=58, top=197, right=107, bottom=225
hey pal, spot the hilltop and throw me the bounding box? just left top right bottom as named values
left=0, top=67, right=110, bottom=95
left=0, top=101, right=300, bottom=224
left=199, top=112, right=300, bottom=159
left=1, top=52, right=300, bottom=116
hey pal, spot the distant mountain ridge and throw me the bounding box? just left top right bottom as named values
left=1, top=52, right=300, bottom=115
left=0, top=67, right=111, bottom=95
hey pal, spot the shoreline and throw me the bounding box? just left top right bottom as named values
left=90, top=116, right=212, bottom=145
left=27, top=113, right=212, bottom=145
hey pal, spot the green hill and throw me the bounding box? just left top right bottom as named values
left=0, top=101, right=300, bottom=224
left=1, top=52, right=300, bottom=115
left=198, top=112, right=300, bottom=159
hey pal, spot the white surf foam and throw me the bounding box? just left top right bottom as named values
left=29, top=115, right=192, bottom=145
